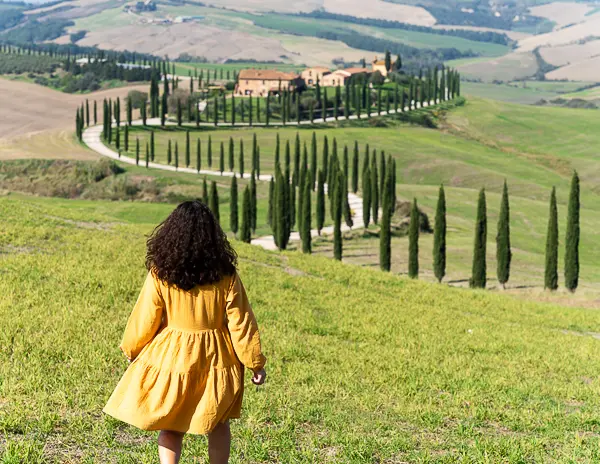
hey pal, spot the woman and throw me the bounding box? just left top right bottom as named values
left=104, top=200, right=267, bottom=464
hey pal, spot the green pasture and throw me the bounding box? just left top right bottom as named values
left=104, top=93, right=600, bottom=295
left=3, top=195, right=600, bottom=461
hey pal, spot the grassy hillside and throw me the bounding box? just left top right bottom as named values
left=2, top=194, right=600, bottom=462
left=101, top=97, right=600, bottom=297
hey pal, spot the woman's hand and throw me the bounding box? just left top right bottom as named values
left=251, top=368, right=267, bottom=386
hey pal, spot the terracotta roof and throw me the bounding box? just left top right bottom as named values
left=340, top=67, right=371, bottom=75
left=238, top=69, right=299, bottom=81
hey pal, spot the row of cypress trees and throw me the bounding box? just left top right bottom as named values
left=381, top=173, right=581, bottom=292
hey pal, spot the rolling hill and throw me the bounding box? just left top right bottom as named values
left=2, top=193, right=600, bottom=462
left=4, top=0, right=600, bottom=86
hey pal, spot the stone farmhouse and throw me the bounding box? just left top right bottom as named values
left=235, top=69, right=304, bottom=96
left=320, top=67, right=371, bottom=87
left=301, top=67, right=331, bottom=86
left=372, top=56, right=396, bottom=77
left=235, top=62, right=380, bottom=95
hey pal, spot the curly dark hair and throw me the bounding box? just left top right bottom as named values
left=146, top=200, right=237, bottom=290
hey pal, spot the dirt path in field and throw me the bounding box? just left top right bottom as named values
left=81, top=91, right=445, bottom=249
left=0, top=79, right=149, bottom=160
left=83, top=119, right=365, bottom=251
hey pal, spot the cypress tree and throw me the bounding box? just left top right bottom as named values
left=196, top=138, right=201, bottom=173
left=545, top=187, right=559, bottom=291
left=150, top=131, right=155, bottom=162
left=228, top=137, right=234, bottom=172
left=115, top=127, right=120, bottom=150
left=433, top=185, right=447, bottom=283
left=408, top=198, right=419, bottom=279
left=250, top=172, right=257, bottom=233
left=371, top=155, right=379, bottom=224
left=85, top=99, right=90, bottom=127
left=496, top=180, right=512, bottom=289
left=352, top=141, right=359, bottom=194
left=251, top=133, right=258, bottom=174
left=343, top=145, right=349, bottom=183
left=310, top=131, right=317, bottom=190
left=185, top=131, right=191, bottom=168
left=342, top=171, right=353, bottom=229
left=219, top=141, right=225, bottom=174
left=565, top=171, right=580, bottom=292
left=167, top=139, right=172, bottom=164
left=293, top=132, right=301, bottom=187
left=275, top=133, right=280, bottom=169
left=470, top=188, right=487, bottom=289
left=285, top=139, right=291, bottom=180
left=239, top=139, right=244, bottom=178
left=322, top=135, right=329, bottom=180
left=333, top=171, right=343, bottom=261
left=123, top=124, right=129, bottom=152
left=141, top=100, right=147, bottom=126
left=175, top=141, right=179, bottom=170
left=256, top=146, right=261, bottom=178
left=241, top=186, right=252, bottom=243
left=202, top=177, right=209, bottom=204
left=161, top=92, right=167, bottom=126
left=230, top=175, right=239, bottom=235
left=145, top=142, right=149, bottom=168
left=268, top=176, right=275, bottom=227
left=379, top=151, right=386, bottom=199
left=317, top=169, right=325, bottom=235
left=362, top=167, right=371, bottom=229
left=380, top=171, right=392, bottom=272
left=127, top=97, right=132, bottom=126
left=209, top=181, right=220, bottom=223
left=93, top=100, right=97, bottom=125
left=208, top=135, right=212, bottom=167
left=135, top=137, right=140, bottom=165
left=301, top=176, right=312, bottom=254
left=274, top=168, right=290, bottom=250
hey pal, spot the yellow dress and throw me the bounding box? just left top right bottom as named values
left=103, top=271, right=266, bottom=435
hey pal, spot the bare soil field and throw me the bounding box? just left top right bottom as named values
left=322, top=0, right=435, bottom=26
left=528, top=2, right=594, bottom=30
left=517, top=14, right=600, bottom=52
left=280, top=36, right=378, bottom=66
left=456, top=51, right=538, bottom=82
left=0, top=130, right=98, bottom=161
left=0, top=79, right=147, bottom=160
left=431, top=25, right=531, bottom=41
left=73, top=23, right=289, bottom=62
left=546, top=55, right=600, bottom=81
left=204, top=0, right=435, bottom=25
left=540, top=40, right=600, bottom=67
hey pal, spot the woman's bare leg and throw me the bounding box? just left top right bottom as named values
left=158, top=430, right=185, bottom=464
left=208, top=421, right=231, bottom=464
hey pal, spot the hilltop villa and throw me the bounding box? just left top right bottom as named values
left=235, top=69, right=303, bottom=96
left=301, top=66, right=331, bottom=85
left=372, top=56, right=393, bottom=77
left=321, top=67, right=371, bottom=87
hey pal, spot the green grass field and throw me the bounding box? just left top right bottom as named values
left=461, top=82, right=599, bottom=105
left=3, top=194, right=600, bottom=462
left=98, top=95, right=600, bottom=301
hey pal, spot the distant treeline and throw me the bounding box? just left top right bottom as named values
left=296, top=11, right=510, bottom=45
left=0, top=9, right=24, bottom=31
left=0, top=41, right=160, bottom=65
left=315, top=30, right=475, bottom=70
left=1, top=19, right=73, bottom=43
left=0, top=53, right=61, bottom=74
left=426, top=6, right=546, bottom=32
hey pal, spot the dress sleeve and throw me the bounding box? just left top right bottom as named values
left=225, top=273, right=267, bottom=372
left=120, top=271, right=165, bottom=361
